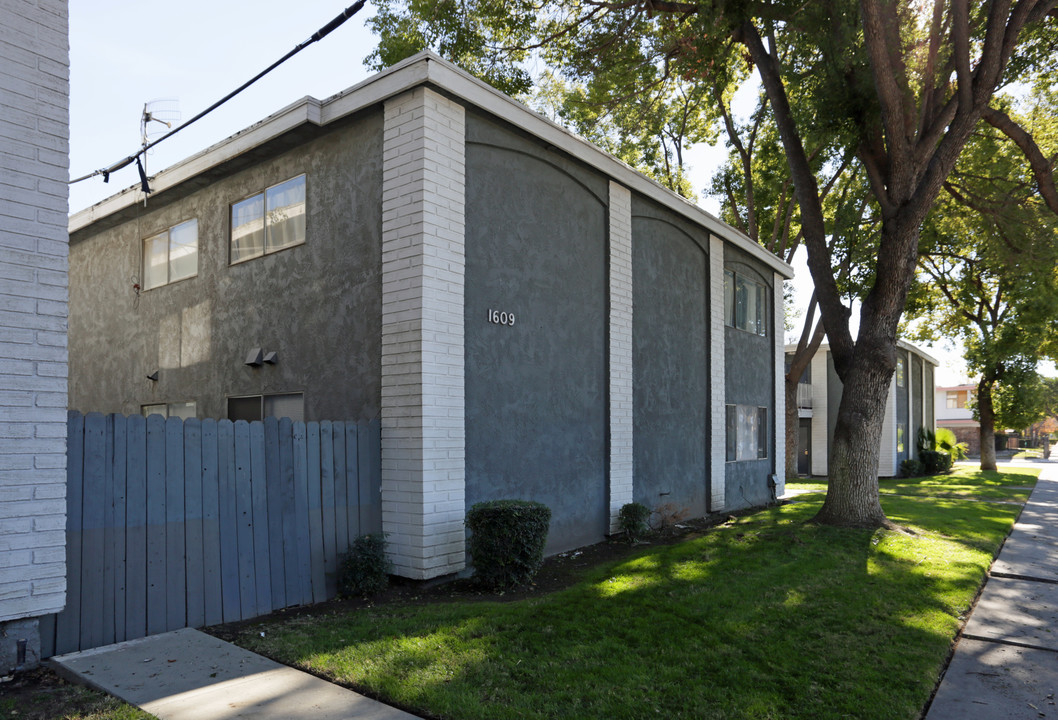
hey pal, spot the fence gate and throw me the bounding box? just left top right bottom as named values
left=41, top=413, right=381, bottom=657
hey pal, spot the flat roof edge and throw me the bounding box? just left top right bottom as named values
left=68, top=51, right=794, bottom=278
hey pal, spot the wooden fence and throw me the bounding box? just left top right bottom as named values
left=41, top=412, right=381, bottom=657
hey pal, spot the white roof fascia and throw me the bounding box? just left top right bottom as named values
left=69, top=50, right=793, bottom=279
left=784, top=339, right=940, bottom=368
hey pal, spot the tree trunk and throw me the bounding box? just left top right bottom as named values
left=977, top=378, right=998, bottom=472
left=813, top=352, right=893, bottom=528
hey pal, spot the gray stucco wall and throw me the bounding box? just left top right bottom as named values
left=69, top=111, right=384, bottom=421
left=463, top=112, right=608, bottom=554
left=632, top=197, right=709, bottom=518
left=723, top=247, right=774, bottom=509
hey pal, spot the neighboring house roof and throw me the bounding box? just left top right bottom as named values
left=937, top=418, right=979, bottom=427
left=936, top=384, right=977, bottom=392
left=69, top=51, right=792, bottom=279
left=783, top=338, right=940, bottom=367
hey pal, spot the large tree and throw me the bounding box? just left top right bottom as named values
left=370, top=0, right=1058, bottom=528
left=909, top=97, right=1058, bottom=471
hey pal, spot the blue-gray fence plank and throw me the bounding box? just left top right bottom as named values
left=305, top=422, right=326, bottom=604
left=50, top=415, right=381, bottom=656
left=360, top=420, right=383, bottom=535
left=264, top=418, right=285, bottom=611
left=80, top=413, right=107, bottom=651
left=111, top=414, right=128, bottom=644
left=217, top=420, right=241, bottom=622
left=184, top=419, right=205, bottom=630
left=200, top=420, right=223, bottom=627
left=54, top=411, right=83, bottom=656
left=345, top=423, right=360, bottom=542
left=291, top=421, right=312, bottom=607
left=278, top=418, right=300, bottom=607
left=249, top=421, right=271, bottom=615
left=234, top=421, right=257, bottom=620
left=164, top=417, right=186, bottom=632
left=332, top=422, right=349, bottom=556
left=145, top=415, right=168, bottom=636
left=125, top=414, right=148, bottom=642
left=102, top=414, right=116, bottom=647
left=320, top=421, right=337, bottom=598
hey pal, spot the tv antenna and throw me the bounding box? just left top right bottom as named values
left=141, top=99, right=180, bottom=148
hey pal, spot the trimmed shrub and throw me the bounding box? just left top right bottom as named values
left=618, top=502, right=651, bottom=542
left=338, top=533, right=391, bottom=597
left=920, top=449, right=953, bottom=475
left=466, top=500, right=551, bottom=591
left=900, top=458, right=924, bottom=478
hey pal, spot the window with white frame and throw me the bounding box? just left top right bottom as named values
left=227, top=392, right=305, bottom=422
left=725, top=404, right=769, bottom=461
left=142, top=401, right=197, bottom=419
left=142, top=219, right=198, bottom=290
left=231, top=174, right=306, bottom=263
left=896, top=356, right=906, bottom=387
left=724, top=269, right=767, bottom=336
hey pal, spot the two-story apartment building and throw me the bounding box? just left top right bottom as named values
left=935, top=384, right=980, bottom=455
left=789, top=340, right=938, bottom=477
left=68, top=53, right=793, bottom=580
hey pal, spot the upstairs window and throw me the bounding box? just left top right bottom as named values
left=724, top=269, right=767, bottom=336
left=142, top=219, right=197, bottom=290
left=227, top=392, right=305, bottom=422
left=142, top=401, right=196, bottom=419
left=231, top=174, right=306, bottom=263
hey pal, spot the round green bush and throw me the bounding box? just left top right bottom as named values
left=900, top=458, right=924, bottom=478
left=338, top=533, right=391, bottom=597
left=466, top=500, right=551, bottom=591
left=618, top=502, right=651, bottom=542
left=920, top=449, right=952, bottom=475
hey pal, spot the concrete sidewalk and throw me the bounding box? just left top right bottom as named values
left=926, top=460, right=1058, bottom=719
left=49, top=627, right=421, bottom=720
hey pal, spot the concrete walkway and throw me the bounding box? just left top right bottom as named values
left=49, top=627, right=421, bottom=720
left=926, top=460, right=1058, bottom=719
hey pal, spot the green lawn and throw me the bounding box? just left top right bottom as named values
left=233, top=466, right=1038, bottom=720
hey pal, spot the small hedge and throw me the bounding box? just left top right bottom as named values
left=466, top=500, right=551, bottom=591
left=338, top=533, right=391, bottom=597
left=900, top=458, right=924, bottom=478
left=920, top=449, right=953, bottom=475
left=618, top=502, right=651, bottom=542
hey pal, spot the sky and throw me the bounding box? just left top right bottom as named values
left=68, top=1, right=975, bottom=385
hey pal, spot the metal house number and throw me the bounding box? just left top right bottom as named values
left=487, top=309, right=515, bottom=327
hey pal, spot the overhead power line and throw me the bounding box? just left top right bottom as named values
left=70, top=1, right=366, bottom=190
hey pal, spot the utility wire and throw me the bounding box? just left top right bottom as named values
left=70, top=1, right=366, bottom=187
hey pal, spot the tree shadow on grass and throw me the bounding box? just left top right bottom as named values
left=232, top=494, right=1019, bottom=720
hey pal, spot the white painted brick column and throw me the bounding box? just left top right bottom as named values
left=772, top=272, right=786, bottom=496
left=810, top=353, right=829, bottom=476
left=0, top=1, right=69, bottom=634
left=608, top=182, right=633, bottom=532
left=709, top=236, right=726, bottom=511
left=380, top=88, right=466, bottom=580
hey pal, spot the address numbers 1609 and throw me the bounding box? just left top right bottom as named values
left=488, top=309, right=515, bottom=326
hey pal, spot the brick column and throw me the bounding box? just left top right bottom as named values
left=709, top=236, right=726, bottom=511
left=773, top=271, right=786, bottom=496
left=608, top=182, right=633, bottom=532
left=380, top=88, right=466, bottom=580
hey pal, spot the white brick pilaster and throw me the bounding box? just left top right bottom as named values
left=709, top=236, right=726, bottom=511
left=773, top=272, right=785, bottom=496
left=810, top=353, right=829, bottom=476
left=380, top=88, right=466, bottom=580
left=608, top=182, right=633, bottom=532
